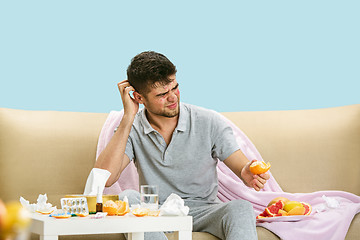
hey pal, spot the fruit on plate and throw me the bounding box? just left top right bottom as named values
left=287, top=206, right=305, bottom=215
left=283, top=201, right=304, bottom=212
left=103, top=200, right=130, bottom=216
left=267, top=197, right=290, bottom=207
left=265, top=200, right=285, bottom=217
left=249, top=161, right=271, bottom=175
left=256, top=198, right=312, bottom=219
left=301, top=202, right=312, bottom=216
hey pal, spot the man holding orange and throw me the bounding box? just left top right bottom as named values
left=95, top=51, right=270, bottom=240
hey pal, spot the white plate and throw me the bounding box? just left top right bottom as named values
left=256, top=215, right=310, bottom=222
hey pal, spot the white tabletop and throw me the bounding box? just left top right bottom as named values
left=30, top=213, right=193, bottom=240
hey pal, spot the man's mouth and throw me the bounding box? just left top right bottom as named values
left=167, top=103, right=177, bottom=109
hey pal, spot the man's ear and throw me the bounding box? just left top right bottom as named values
left=133, top=92, right=144, bottom=104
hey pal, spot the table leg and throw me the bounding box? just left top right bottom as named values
left=128, top=232, right=144, bottom=240
left=175, top=230, right=192, bottom=240
left=40, top=235, right=58, bottom=240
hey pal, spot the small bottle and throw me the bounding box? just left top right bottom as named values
left=96, top=186, right=103, bottom=212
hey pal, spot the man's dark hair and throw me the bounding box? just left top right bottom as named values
left=127, top=51, right=177, bottom=94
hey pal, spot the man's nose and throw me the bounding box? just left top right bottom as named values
left=167, top=91, right=177, bottom=102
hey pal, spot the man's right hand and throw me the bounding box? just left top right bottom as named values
left=118, top=80, right=139, bottom=118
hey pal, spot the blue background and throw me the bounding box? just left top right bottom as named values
left=1, top=1, right=359, bottom=113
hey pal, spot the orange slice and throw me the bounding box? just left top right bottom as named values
left=287, top=206, right=306, bottom=215
left=75, top=213, right=89, bottom=217
left=36, top=209, right=54, bottom=215
left=132, top=208, right=149, bottom=217
left=147, top=210, right=160, bottom=217
left=51, top=214, right=71, bottom=219
left=249, top=161, right=271, bottom=175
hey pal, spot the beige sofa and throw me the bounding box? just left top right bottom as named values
left=1, top=105, right=359, bottom=240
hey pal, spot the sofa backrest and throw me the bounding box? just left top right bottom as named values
left=0, top=108, right=108, bottom=205
left=1, top=105, right=359, bottom=206
left=222, top=104, right=360, bottom=195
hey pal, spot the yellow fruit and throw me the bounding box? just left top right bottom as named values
left=2, top=201, right=31, bottom=237
left=287, top=206, right=306, bottom=215
left=278, top=209, right=288, bottom=216
left=267, top=197, right=290, bottom=207
left=283, top=201, right=303, bottom=212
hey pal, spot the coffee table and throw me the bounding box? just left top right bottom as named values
left=30, top=213, right=193, bottom=240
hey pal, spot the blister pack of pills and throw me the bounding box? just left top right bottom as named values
left=60, top=197, right=89, bottom=215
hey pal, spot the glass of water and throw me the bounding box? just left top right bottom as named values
left=140, top=185, right=159, bottom=210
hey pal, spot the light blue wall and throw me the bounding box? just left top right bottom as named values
left=1, top=1, right=359, bottom=113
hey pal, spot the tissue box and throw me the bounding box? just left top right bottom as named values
left=65, top=194, right=118, bottom=213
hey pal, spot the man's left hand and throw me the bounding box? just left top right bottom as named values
left=241, top=160, right=270, bottom=191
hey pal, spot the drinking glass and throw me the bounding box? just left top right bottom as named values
left=140, top=185, right=159, bottom=210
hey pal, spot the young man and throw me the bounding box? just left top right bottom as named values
left=95, top=51, right=269, bottom=240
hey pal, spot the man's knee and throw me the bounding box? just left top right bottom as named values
left=225, top=200, right=255, bottom=219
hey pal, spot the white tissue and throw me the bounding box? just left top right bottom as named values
left=315, top=195, right=340, bottom=213
left=83, top=168, right=111, bottom=195
left=159, top=193, right=189, bottom=216
left=20, top=194, right=56, bottom=213
left=322, top=195, right=340, bottom=208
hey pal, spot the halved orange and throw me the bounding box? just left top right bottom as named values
left=131, top=208, right=149, bottom=217
left=114, top=200, right=130, bottom=216
left=249, top=161, right=271, bottom=175
left=103, top=200, right=130, bottom=216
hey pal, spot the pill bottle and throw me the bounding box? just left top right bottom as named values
left=96, top=186, right=103, bottom=212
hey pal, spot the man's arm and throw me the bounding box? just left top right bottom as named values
left=94, top=80, right=138, bottom=187
left=223, top=150, right=269, bottom=191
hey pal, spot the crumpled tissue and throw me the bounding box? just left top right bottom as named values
left=315, top=195, right=341, bottom=213
left=159, top=193, right=189, bottom=216
left=83, top=168, right=111, bottom=195
left=20, top=194, right=56, bottom=213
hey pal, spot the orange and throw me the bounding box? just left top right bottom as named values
left=131, top=208, right=149, bottom=217
left=103, top=200, right=130, bottom=216
left=114, top=201, right=130, bottom=216
left=249, top=161, right=271, bottom=175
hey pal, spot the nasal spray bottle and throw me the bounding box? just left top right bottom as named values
left=96, top=186, right=103, bottom=212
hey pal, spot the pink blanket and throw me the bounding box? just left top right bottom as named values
left=96, top=110, right=360, bottom=240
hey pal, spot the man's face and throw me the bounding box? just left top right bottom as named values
left=141, top=74, right=180, bottom=118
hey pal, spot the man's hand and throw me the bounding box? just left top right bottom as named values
left=241, top=160, right=270, bottom=191
left=117, top=80, right=139, bottom=118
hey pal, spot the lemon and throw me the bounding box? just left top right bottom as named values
left=283, top=201, right=303, bottom=212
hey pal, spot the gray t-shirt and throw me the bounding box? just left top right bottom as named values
left=125, top=103, right=240, bottom=204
